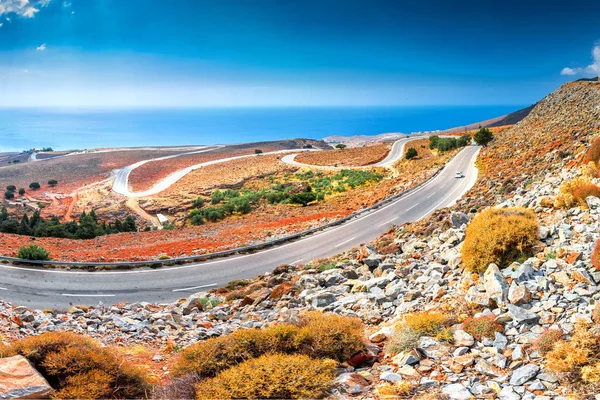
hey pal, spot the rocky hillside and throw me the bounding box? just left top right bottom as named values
left=475, top=80, right=600, bottom=204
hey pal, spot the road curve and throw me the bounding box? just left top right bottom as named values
left=281, top=136, right=424, bottom=170
left=112, top=147, right=317, bottom=198
left=0, top=146, right=480, bottom=310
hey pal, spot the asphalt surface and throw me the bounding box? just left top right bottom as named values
left=0, top=145, right=480, bottom=310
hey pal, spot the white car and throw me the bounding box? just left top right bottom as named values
left=455, top=171, right=463, bottom=178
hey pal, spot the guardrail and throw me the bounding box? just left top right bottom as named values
left=0, top=163, right=447, bottom=268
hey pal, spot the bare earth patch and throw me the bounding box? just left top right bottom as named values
left=295, top=144, right=391, bottom=167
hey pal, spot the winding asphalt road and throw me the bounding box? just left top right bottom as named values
left=0, top=145, right=480, bottom=310
left=281, top=135, right=425, bottom=170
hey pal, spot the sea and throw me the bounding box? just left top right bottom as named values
left=0, top=106, right=525, bottom=152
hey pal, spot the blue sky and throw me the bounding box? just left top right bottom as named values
left=0, top=0, right=599, bottom=107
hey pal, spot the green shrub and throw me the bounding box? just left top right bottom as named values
left=4, top=191, right=14, bottom=200
left=473, top=127, right=494, bottom=146
left=6, top=185, right=16, bottom=192
left=405, top=147, right=418, bottom=160
left=17, top=245, right=50, bottom=261
left=18, top=188, right=25, bottom=196
left=48, top=179, right=58, bottom=186
left=29, top=182, right=41, bottom=190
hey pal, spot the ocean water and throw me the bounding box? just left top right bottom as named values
left=0, top=106, right=525, bottom=152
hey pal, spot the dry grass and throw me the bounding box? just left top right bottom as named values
left=461, top=207, right=539, bottom=273
left=460, top=315, right=503, bottom=341
left=533, top=329, right=563, bottom=355
left=195, top=353, right=336, bottom=400
left=387, top=310, right=452, bottom=354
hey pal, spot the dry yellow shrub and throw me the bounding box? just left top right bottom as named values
left=401, top=311, right=448, bottom=336
left=195, top=353, right=336, bottom=400
left=461, top=207, right=539, bottom=273
left=296, top=311, right=365, bottom=361
left=554, top=176, right=600, bottom=209
left=545, top=322, right=596, bottom=373
left=173, top=311, right=364, bottom=378
left=375, top=381, right=415, bottom=398
left=582, top=161, right=599, bottom=178
left=0, top=331, right=154, bottom=399
left=582, top=362, right=600, bottom=383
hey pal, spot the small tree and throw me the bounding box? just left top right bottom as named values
left=335, top=144, right=347, bottom=150
left=4, top=191, right=14, bottom=200
left=29, top=182, right=41, bottom=190
left=6, top=185, right=16, bottom=192
left=473, top=127, right=494, bottom=146
left=405, top=147, right=418, bottom=160
left=18, top=188, right=25, bottom=196
left=48, top=179, right=58, bottom=187
left=255, top=149, right=263, bottom=155
left=17, top=245, right=51, bottom=261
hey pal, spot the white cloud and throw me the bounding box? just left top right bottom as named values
left=0, top=0, right=51, bottom=19
left=561, top=67, right=578, bottom=76
left=561, top=45, right=600, bottom=76
left=0, top=22, right=3, bottom=27
left=36, top=43, right=46, bottom=51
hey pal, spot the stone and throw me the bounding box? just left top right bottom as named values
left=333, top=373, right=370, bottom=395
left=453, top=330, right=475, bottom=347
left=309, top=292, right=336, bottom=308
left=450, top=212, right=469, bottom=228
left=442, top=384, right=472, bottom=400
left=507, top=304, right=539, bottom=325
left=180, top=296, right=205, bottom=315
left=493, top=332, right=508, bottom=351
left=484, top=264, right=508, bottom=305
left=513, top=263, right=536, bottom=282
left=498, top=386, right=520, bottom=400
left=508, top=282, right=531, bottom=305
left=380, top=371, right=402, bottom=383
left=474, top=359, right=504, bottom=377
left=0, top=355, right=53, bottom=399
left=509, top=364, right=540, bottom=385
left=587, top=196, right=600, bottom=210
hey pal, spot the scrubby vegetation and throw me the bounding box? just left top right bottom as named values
left=187, top=169, right=383, bottom=225
left=460, top=315, right=503, bottom=341
left=461, top=207, right=539, bottom=273
left=173, top=311, right=364, bottom=379
left=583, top=136, right=600, bottom=165
left=195, top=354, right=336, bottom=399
left=17, top=244, right=51, bottom=260
left=428, top=134, right=471, bottom=152
left=405, top=147, right=418, bottom=160
left=544, top=322, right=600, bottom=395
left=387, top=311, right=452, bottom=354
left=533, top=329, right=563, bottom=355
left=0, top=331, right=154, bottom=399
left=555, top=176, right=600, bottom=209
left=0, top=207, right=137, bottom=239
